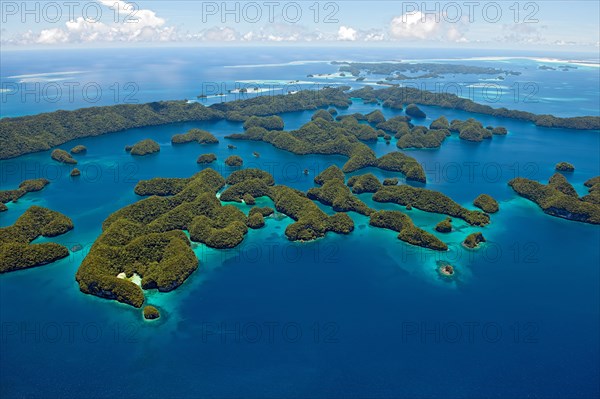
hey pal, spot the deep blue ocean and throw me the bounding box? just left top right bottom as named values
left=1, top=47, right=599, bottom=399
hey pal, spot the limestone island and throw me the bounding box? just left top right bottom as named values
left=225, top=155, right=243, bottom=167
left=130, top=139, right=160, bottom=156
left=0, top=206, right=74, bottom=273
left=143, top=305, right=160, bottom=320
left=438, top=263, right=455, bottom=277
left=435, top=218, right=452, bottom=233
left=369, top=210, right=448, bottom=251
left=509, top=176, right=600, bottom=224
left=405, top=104, right=426, bottom=118
left=70, top=145, right=87, bottom=154
left=76, top=168, right=355, bottom=308
left=373, top=185, right=490, bottom=226
left=171, top=128, right=219, bottom=145
left=197, top=153, right=217, bottom=164
left=555, top=162, right=575, bottom=172
left=383, top=177, right=399, bottom=186
left=225, top=114, right=426, bottom=182
left=0, top=178, right=50, bottom=207
left=473, top=194, right=499, bottom=213
left=463, top=232, right=486, bottom=249
left=347, top=173, right=383, bottom=194
left=51, top=149, right=77, bottom=164
left=3, top=87, right=599, bottom=161
left=70, top=168, right=81, bottom=177
left=243, top=115, right=284, bottom=131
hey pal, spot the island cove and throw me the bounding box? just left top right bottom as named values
left=1, top=86, right=599, bottom=159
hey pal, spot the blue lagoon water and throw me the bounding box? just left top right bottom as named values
left=0, top=47, right=599, bottom=398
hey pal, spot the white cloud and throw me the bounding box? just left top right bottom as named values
left=389, top=11, right=467, bottom=42
left=337, top=26, right=358, bottom=41
left=390, top=12, right=438, bottom=40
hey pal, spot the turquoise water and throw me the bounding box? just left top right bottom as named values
left=1, top=48, right=599, bottom=398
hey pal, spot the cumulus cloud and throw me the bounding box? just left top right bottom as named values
left=3, top=0, right=176, bottom=45
left=337, top=26, right=358, bottom=41
left=389, top=11, right=468, bottom=42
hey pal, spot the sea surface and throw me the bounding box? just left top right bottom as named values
left=0, top=47, right=599, bottom=399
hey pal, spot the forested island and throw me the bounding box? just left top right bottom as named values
left=76, top=168, right=356, bottom=309
left=509, top=176, right=600, bottom=224
left=226, top=112, right=426, bottom=181
left=130, top=139, right=160, bottom=156
left=1, top=86, right=598, bottom=160
left=0, top=206, right=74, bottom=273
left=171, top=128, right=219, bottom=145
left=331, top=61, right=520, bottom=77
left=0, top=178, right=50, bottom=210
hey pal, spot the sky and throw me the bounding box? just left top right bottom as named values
left=1, top=0, right=599, bottom=51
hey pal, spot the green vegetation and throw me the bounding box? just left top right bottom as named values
left=216, top=87, right=351, bottom=120
left=2, top=86, right=597, bottom=160
left=143, top=305, right=160, bottom=320
left=582, top=176, right=600, bottom=205
left=430, top=116, right=449, bottom=130
left=171, top=128, right=219, bottom=145
left=0, top=178, right=50, bottom=205
left=225, top=168, right=275, bottom=186
left=373, top=185, right=490, bottom=226
left=312, top=109, right=334, bottom=121
left=307, top=179, right=373, bottom=216
left=246, top=212, right=265, bottom=228
left=375, top=152, right=426, bottom=183
left=243, top=193, right=256, bottom=205
left=369, top=210, right=448, bottom=251
left=548, top=173, right=577, bottom=197
left=70, top=168, right=81, bottom=177
left=383, top=177, right=399, bottom=186
left=51, top=149, right=77, bottom=164
left=0, top=203, right=6, bottom=212
left=269, top=185, right=354, bottom=241
left=509, top=177, right=600, bottom=224
left=226, top=117, right=425, bottom=180
left=0, top=206, right=73, bottom=273
left=334, top=62, right=518, bottom=78
left=473, top=194, right=499, bottom=213
left=220, top=178, right=272, bottom=202
left=555, top=162, right=575, bottom=172
left=405, top=104, right=426, bottom=118
left=463, top=232, right=486, bottom=249
left=0, top=100, right=223, bottom=159
left=314, top=165, right=345, bottom=185
left=243, top=115, right=284, bottom=131
left=396, top=125, right=448, bottom=149
left=197, top=153, right=217, bottom=164
left=77, top=169, right=230, bottom=307
left=376, top=116, right=412, bottom=133
left=450, top=119, right=493, bottom=142
left=225, top=155, right=243, bottom=167
left=130, top=139, right=160, bottom=156
left=249, top=206, right=274, bottom=217
left=70, top=145, right=87, bottom=154
left=350, top=86, right=600, bottom=130
left=366, top=110, right=386, bottom=124
left=347, top=173, right=382, bottom=194
left=435, top=218, right=452, bottom=233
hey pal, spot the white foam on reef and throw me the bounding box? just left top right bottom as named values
left=401, top=56, right=599, bottom=68
left=7, top=71, right=87, bottom=83
left=223, top=60, right=329, bottom=68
